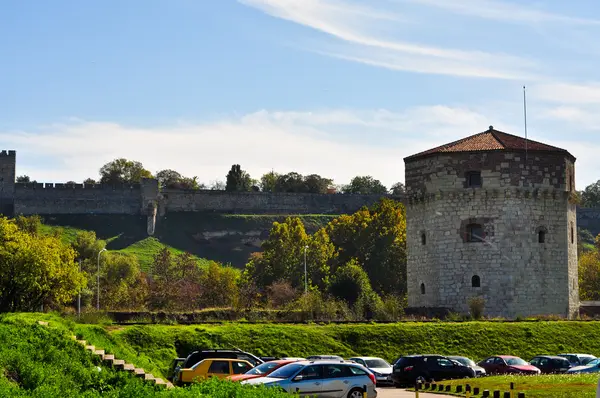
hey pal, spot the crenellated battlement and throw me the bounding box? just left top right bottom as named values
left=15, top=182, right=142, bottom=190
left=0, top=150, right=16, bottom=157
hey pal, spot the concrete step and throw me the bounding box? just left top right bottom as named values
left=143, top=374, right=155, bottom=382
left=85, top=345, right=95, bottom=352
left=104, top=354, right=115, bottom=361
left=134, top=368, right=145, bottom=377
left=123, top=364, right=135, bottom=372
left=94, top=350, right=105, bottom=359
left=166, top=382, right=174, bottom=389
left=77, top=340, right=87, bottom=346
left=113, top=359, right=126, bottom=369
left=38, top=321, right=49, bottom=326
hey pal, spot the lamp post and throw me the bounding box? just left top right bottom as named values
left=97, top=248, right=107, bottom=311
left=304, top=245, right=308, bottom=294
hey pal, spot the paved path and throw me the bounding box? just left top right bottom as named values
left=377, top=387, right=443, bottom=398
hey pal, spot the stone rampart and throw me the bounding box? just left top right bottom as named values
left=14, top=183, right=141, bottom=215
left=577, top=208, right=600, bottom=237
left=160, top=190, right=392, bottom=214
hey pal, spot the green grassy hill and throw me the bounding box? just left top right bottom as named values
left=39, top=213, right=335, bottom=269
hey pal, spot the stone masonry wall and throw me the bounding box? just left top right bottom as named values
left=405, top=151, right=572, bottom=195
left=407, top=190, right=573, bottom=318
left=0, top=150, right=16, bottom=215
left=14, top=183, right=141, bottom=215
left=405, top=150, right=578, bottom=318
left=160, top=190, right=390, bottom=214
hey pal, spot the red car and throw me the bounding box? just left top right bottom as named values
left=477, top=356, right=541, bottom=375
left=227, top=359, right=301, bottom=382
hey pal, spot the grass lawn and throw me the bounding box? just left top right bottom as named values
left=432, top=374, right=598, bottom=397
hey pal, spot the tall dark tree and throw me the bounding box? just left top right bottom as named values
left=304, top=174, right=333, bottom=194
left=225, top=164, right=253, bottom=192
left=83, top=178, right=96, bottom=185
left=581, top=180, right=600, bottom=208
left=275, top=172, right=305, bottom=193
left=343, top=176, right=387, bottom=194
left=16, top=175, right=30, bottom=183
left=390, top=182, right=406, bottom=195
left=99, top=158, right=152, bottom=185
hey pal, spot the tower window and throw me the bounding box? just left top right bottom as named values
left=421, top=232, right=426, bottom=245
left=538, top=230, right=546, bottom=243
left=570, top=175, right=574, bottom=192
left=420, top=283, right=426, bottom=295
left=571, top=222, right=574, bottom=244
left=466, top=171, right=482, bottom=188
left=472, top=275, right=481, bottom=288
left=466, top=224, right=484, bottom=242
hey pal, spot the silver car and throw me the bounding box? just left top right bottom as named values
left=348, top=357, right=393, bottom=385
left=242, top=360, right=377, bottom=398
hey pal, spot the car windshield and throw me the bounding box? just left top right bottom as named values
left=267, top=363, right=305, bottom=379
left=365, top=359, right=390, bottom=368
left=451, top=357, right=475, bottom=367
left=506, top=358, right=528, bottom=366
left=245, top=362, right=281, bottom=375
left=584, top=359, right=600, bottom=367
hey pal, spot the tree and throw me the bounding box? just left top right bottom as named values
left=16, top=175, right=30, bottom=183
left=579, top=249, right=600, bottom=300
left=99, top=158, right=152, bottom=185
left=343, top=176, right=387, bottom=194
left=581, top=180, right=600, bottom=207
left=0, top=217, right=86, bottom=312
left=390, top=182, right=405, bottom=195
left=325, top=198, right=407, bottom=295
left=274, top=172, right=305, bottom=193
left=260, top=171, right=279, bottom=192
left=100, top=253, right=148, bottom=310
left=243, top=217, right=310, bottom=290
left=304, top=174, right=333, bottom=194
left=156, top=169, right=183, bottom=189
left=225, top=165, right=253, bottom=192
left=198, top=262, right=239, bottom=308
left=83, top=178, right=96, bottom=185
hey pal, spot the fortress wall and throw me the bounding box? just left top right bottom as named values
left=577, top=208, right=600, bottom=237
left=14, top=183, right=141, bottom=215
left=161, top=190, right=394, bottom=214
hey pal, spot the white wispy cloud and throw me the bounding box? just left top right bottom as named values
left=397, top=0, right=600, bottom=25
left=533, top=82, right=600, bottom=104
left=239, top=0, right=539, bottom=79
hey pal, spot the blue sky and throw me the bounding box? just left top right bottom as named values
left=2, top=0, right=600, bottom=188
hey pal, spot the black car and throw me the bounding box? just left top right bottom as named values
left=167, top=349, right=264, bottom=381
left=529, top=355, right=571, bottom=374
left=391, top=355, right=475, bottom=386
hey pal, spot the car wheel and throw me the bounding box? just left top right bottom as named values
left=347, top=387, right=364, bottom=398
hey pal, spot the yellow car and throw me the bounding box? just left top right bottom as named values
left=178, top=358, right=254, bottom=384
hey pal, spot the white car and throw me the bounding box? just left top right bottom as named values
left=348, top=357, right=393, bottom=385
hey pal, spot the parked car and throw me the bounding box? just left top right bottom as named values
left=228, top=359, right=302, bottom=382
left=167, top=348, right=264, bottom=381
left=477, top=356, right=541, bottom=375
left=348, top=357, right=393, bottom=385
left=447, top=356, right=486, bottom=377
left=566, top=358, right=600, bottom=374
left=175, top=358, right=254, bottom=385
left=529, top=355, right=571, bottom=374
left=558, top=353, right=597, bottom=367
left=391, top=355, right=475, bottom=386
left=242, top=360, right=377, bottom=398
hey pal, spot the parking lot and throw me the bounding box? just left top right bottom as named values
left=378, top=387, right=440, bottom=397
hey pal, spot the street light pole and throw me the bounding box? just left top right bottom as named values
left=304, top=245, right=308, bottom=294
left=78, top=259, right=81, bottom=319
left=97, top=248, right=107, bottom=311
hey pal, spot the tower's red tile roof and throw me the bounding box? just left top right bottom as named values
left=404, top=126, right=575, bottom=161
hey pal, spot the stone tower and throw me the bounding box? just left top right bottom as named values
left=404, top=127, right=578, bottom=319
left=0, top=150, right=16, bottom=216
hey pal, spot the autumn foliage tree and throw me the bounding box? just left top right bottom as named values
left=0, top=217, right=86, bottom=312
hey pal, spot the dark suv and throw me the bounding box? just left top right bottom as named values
left=392, top=355, right=475, bottom=386
left=167, top=349, right=264, bottom=381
